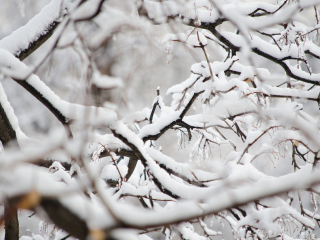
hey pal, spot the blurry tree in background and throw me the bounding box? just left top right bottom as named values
left=3, top=0, right=320, bottom=239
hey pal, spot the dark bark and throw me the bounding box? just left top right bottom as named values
left=0, top=103, right=17, bottom=146
left=40, top=198, right=89, bottom=240
left=4, top=202, right=19, bottom=240
left=125, top=157, right=138, bottom=180
left=156, top=162, right=205, bottom=187
left=15, top=80, right=70, bottom=125
left=34, top=159, right=71, bottom=170
left=0, top=103, right=19, bottom=240
left=111, top=129, right=182, bottom=199
left=17, top=21, right=59, bottom=61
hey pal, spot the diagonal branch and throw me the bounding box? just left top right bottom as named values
left=17, top=21, right=60, bottom=61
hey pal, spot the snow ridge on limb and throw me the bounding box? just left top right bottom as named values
left=0, top=0, right=69, bottom=60
left=0, top=49, right=117, bottom=128
left=0, top=83, right=18, bottom=146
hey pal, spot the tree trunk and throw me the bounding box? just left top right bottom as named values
left=4, top=202, right=19, bottom=240
left=0, top=102, right=19, bottom=240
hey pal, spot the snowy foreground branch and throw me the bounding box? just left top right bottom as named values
left=2, top=0, right=320, bottom=239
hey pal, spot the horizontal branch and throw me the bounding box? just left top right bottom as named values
left=116, top=166, right=319, bottom=229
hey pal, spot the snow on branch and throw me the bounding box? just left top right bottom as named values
left=0, top=49, right=117, bottom=128
left=0, top=0, right=70, bottom=60
left=4, top=0, right=320, bottom=239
